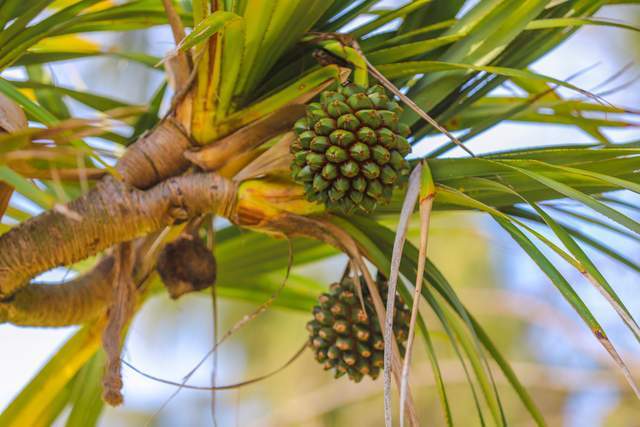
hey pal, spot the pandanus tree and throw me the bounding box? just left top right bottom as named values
left=0, top=0, right=639, bottom=425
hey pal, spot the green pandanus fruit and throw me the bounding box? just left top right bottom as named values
left=290, top=83, right=412, bottom=214
left=306, top=274, right=411, bottom=382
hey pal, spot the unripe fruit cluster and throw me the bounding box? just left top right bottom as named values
left=307, top=274, right=411, bottom=382
left=291, top=83, right=412, bottom=214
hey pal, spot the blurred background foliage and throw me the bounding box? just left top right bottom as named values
left=0, top=0, right=639, bottom=426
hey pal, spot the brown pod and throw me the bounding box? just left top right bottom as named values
left=0, top=94, right=27, bottom=218
left=0, top=93, right=27, bottom=134
left=157, top=235, right=217, bottom=299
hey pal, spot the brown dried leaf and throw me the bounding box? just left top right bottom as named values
left=232, top=132, right=295, bottom=182
left=0, top=93, right=27, bottom=219
left=383, top=164, right=422, bottom=427
left=0, top=93, right=27, bottom=134
left=0, top=182, right=12, bottom=219
left=185, top=105, right=305, bottom=171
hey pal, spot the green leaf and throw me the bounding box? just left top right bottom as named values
left=0, top=0, right=104, bottom=70
left=528, top=160, right=640, bottom=195
left=496, top=161, right=640, bottom=235
left=0, top=0, right=51, bottom=49
left=0, top=78, right=58, bottom=125
left=178, top=10, right=242, bottom=51
left=528, top=201, right=640, bottom=341
left=441, top=302, right=505, bottom=427
left=240, top=1, right=333, bottom=96
left=0, top=322, right=103, bottom=427
left=216, top=65, right=345, bottom=137
left=416, top=283, right=488, bottom=426
left=368, top=34, right=463, bottom=64
left=526, top=17, right=640, bottom=33
left=232, top=0, right=278, bottom=95
left=351, top=0, right=433, bottom=38
left=547, top=206, right=640, bottom=243
left=217, top=15, right=246, bottom=118
left=65, top=352, right=106, bottom=427
left=504, top=206, right=640, bottom=275
left=466, top=177, right=640, bottom=343
left=377, top=61, right=601, bottom=101
left=9, top=80, right=134, bottom=113
left=321, top=0, right=378, bottom=32
left=341, top=216, right=543, bottom=426
left=401, top=0, right=557, bottom=126
left=51, top=0, right=180, bottom=36
left=14, top=51, right=161, bottom=69
left=25, top=65, right=70, bottom=119
left=416, top=314, right=453, bottom=426
left=0, top=166, right=55, bottom=208
left=495, top=216, right=640, bottom=398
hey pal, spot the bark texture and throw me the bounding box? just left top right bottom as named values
left=0, top=257, right=114, bottom=326
left=0, top=173, right=235, bottom=299
left=116, top=119, right=194, bottom=189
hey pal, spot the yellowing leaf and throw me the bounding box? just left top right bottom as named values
left=17, top=89, right=36, bottom=102
left=29, top=35, right=101, bottom=54
left=50, top=0, right=114, bottom=13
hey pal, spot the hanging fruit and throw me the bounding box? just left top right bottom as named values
left=291, top=83, right=412, bottom=214
left=306, top=273, right=411, bottom=382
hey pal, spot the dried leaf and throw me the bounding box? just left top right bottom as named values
left=0, top=182, right=12, bottom=219
left=384, top=163, right=422, bottom=427
left=185, top=105, right=305, bottom=171
left=0, top=94, right=27, bottom=218
left=400, top=160, right=435, bottom=427
left=0, top=92, right=27, bottom=133
left=232, top=132, right=295, bottom=182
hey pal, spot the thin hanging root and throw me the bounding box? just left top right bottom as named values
left=102, top=242, right=136, bottom=406
left=208, top=220, right=219, bottom=427
left=147, top=240, right=294, bottom=421
left=307, top=32, right=475, bottom=157
left=122, top=342, right=309, bottom=391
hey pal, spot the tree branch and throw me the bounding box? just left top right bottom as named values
left=0, top=257, right=114, bottom=326
left=0, top=175, right=317, bottom=327
left=116, top=119, right=194, bottom=189
left=0, top=172, right=236, bottom=300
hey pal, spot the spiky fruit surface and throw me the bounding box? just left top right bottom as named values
left=307, top=274, right=411, bottom=382
left=291, top=83, right=412, bottom=214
